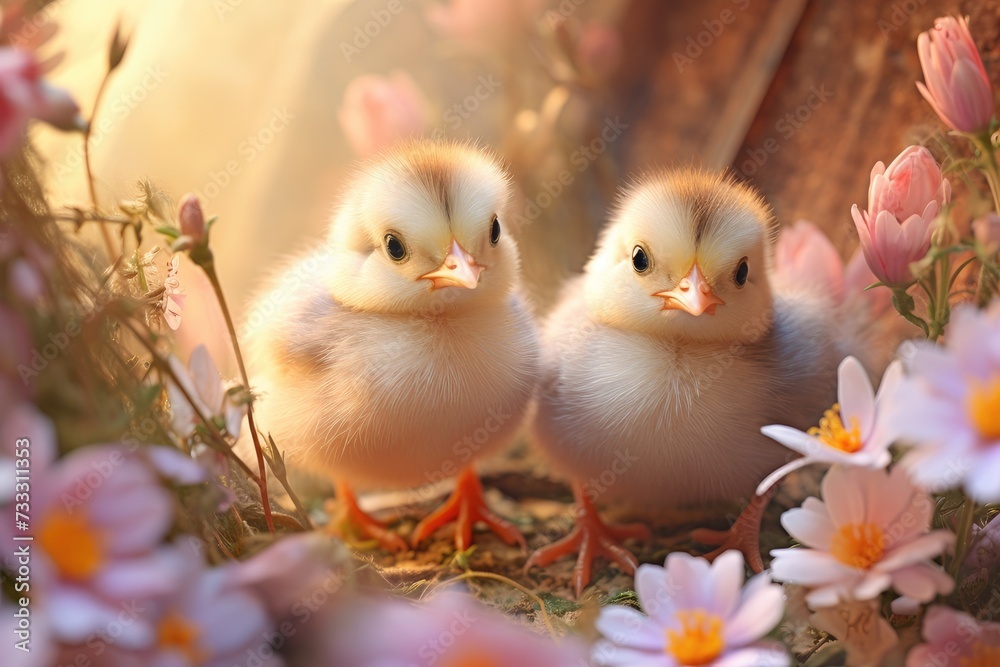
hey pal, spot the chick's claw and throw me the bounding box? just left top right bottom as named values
left=689, top=486, right=776, bottom=573
left=327, top=484, right=408, bottom=553
left=411, top=467, right=525, bottom=551
left=526, top=484, right=651, bottom=598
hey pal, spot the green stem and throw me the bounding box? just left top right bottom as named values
left=202, top=261, right=275, bottom=533
left=950, top=496, right=976, bottom=579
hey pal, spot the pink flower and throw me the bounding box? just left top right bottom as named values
left=338, top=71, right=429, bottom=158
left=773, top=220, right=846, bottom=302
left=65, top=548, right=283, bottom=667
left=178, top=193, right=206, bottom=244
left=758, top=357, right=901, bottom=494
left=230, top=532, right=350, bottom=621
left=576, top=22, right=622, bottom=81
left=161, top=254, right=185, bottom=330
left=906, top=606, right=1000, bottom=667
left=324, top=592, right=588, bottom=667
left=916, top=16, right=993, bottom=134
left=25, top=445, right=204, bottom=644
left=0, top=47, right=80, bottom=158
left=774, top=221, right=892, bottom=319
left=889, top=302, right=1000, bottom=502
left=851, top=146, right=952, bottom=286
left=593, top=551, right=789, bottom=667
left=770, top=466, right=954, bottom=612
left=973, top=213, right=1000, bottom=254
left=167, top=344, right=247, bottom=439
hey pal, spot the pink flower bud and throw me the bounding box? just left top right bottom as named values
left=916, top=16, right=993, bottom=134
left=178, top=193, right=205, bottom=243
left=576, top=22, right=622, bottom=81
left=973, top=213, right=1000, bottom=254
left=851, top=146, right=951, bottom=286
left=338, top=71, right=430, bottom=158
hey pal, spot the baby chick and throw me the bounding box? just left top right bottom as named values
left=529, top=170, right=843, bottom=594
left=247, top=141, right=539, bottom=552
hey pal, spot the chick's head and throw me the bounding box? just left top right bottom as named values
left=584, top=170, right=777, bottom=344
left=327, top=142, right=519, bottom=315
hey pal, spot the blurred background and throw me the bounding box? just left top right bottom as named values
left=29, top=0, right=999, bottom=370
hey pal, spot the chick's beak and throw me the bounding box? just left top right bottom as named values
left=420, top=239, right=482, bottom=290
left=654, top=263, right=725, bottom=316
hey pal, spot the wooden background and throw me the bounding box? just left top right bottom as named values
left=614, top=0, right=998, bottom=252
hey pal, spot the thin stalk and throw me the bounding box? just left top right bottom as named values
left=950, top=496, right=976, bottom=579
left=202, top=262, right=274, bottom=533
left=83, top=70, right=117, bottom=260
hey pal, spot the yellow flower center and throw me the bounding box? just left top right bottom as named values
left=666, top=610, right=725, bottom=666
left=960, top=642, right=1000, bottom=667
left=37, top=508, right=105, bottom=580
left=807, top=404, right=863, bottom=453
left=830, top=523, right=884, bottom=569
left=967, top=377, right=1000, bottom=440
left=157, top=611, right=206, bottom=664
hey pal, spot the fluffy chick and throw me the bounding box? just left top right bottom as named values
left=247, top=142, right=539, bottom=551
left=529, top=170, right=843, bottom=593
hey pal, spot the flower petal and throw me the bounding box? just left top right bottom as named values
left=838, top=357, right=875, bottom=438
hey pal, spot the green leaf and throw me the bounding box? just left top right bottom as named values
left=155, top=225, right=181, bottom=239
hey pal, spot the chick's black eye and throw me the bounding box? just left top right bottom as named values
left=734, top=258, right=749, bottom=286
left=490, top=216, right=501, bottom=245
left=384, top=233, right=406, bottom=261
left=631, top=245, right=649, bottom=273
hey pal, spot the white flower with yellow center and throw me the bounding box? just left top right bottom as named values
left=757, top=356, right=900, bottom=496
left=889, top=302, right=1000, bottom=503
left=770, top=465, right=954, bottom=611
left=593, top=551, right=789, bottom=667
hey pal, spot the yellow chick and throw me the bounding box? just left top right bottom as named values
left=247, top=142, right=539, bottom=552
left=528, top=170, right=844, bottom=594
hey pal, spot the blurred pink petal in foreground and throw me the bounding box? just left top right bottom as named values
left=851, top=146, right=951, bottom=286
left=324, top=591, right=588, bottom=667
left=593, top=551, right=789, bottom=667
left=338, top=70, right=430, bottom=158
left=906, top=606, right=1000, bottom=667
left=771, top=466, right=954, bottom=612
left=916, top=16, right=993, bottom=134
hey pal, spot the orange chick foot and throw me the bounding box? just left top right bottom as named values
left=411, top=467, right=525, bottom=551
left=526, top=483, right=651, bottom=597
left=328, top=482, right=407, bottom=553
left=689, top=486, right=776, bottom=573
